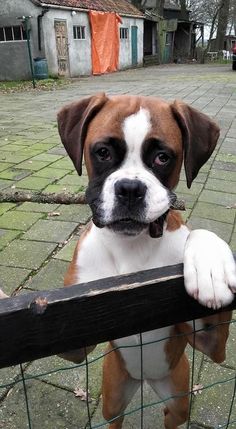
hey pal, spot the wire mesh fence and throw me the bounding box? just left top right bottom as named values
left=0, top=265, right=236, bottom=429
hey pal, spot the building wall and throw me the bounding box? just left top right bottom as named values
left=0, top=1, right=144, bottom=80
left=0, top=0, right=43, bottom=80
left=119, top=17, right=143, bottom=69
left=42, top=9, right=91, bottom=77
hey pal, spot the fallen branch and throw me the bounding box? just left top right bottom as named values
left=0, top=190, right=86, bottom=205
left=0, top=189, right=186, bottom=210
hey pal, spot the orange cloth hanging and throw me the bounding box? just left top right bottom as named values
left=89, top=11, right=122, bottom=75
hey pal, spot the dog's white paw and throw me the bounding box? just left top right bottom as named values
left=0, top=288, right=8, bottom=299
left=184, top=229, right=236, bottom=309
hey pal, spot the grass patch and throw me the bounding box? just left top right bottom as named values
left=0, top=78, right=72, bottom=93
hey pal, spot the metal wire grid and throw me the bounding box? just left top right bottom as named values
left=0, top=318, right=236, bottom=429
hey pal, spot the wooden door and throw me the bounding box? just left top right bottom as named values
left=54, top=20, right=69, bottom=76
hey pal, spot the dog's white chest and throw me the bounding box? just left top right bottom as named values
left=113, top=327, right=171, bottom=380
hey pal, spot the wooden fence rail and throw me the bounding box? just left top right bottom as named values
left=0, top=258, right=236, bottom=369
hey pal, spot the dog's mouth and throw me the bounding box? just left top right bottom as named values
left=107, top=218, right=148, bottom=236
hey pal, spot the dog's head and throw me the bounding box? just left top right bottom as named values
left=58, top=94, right=219, bottom=237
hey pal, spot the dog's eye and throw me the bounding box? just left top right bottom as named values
left=96, top=147, right=111, bottom=161
left=154, top=152, right=170, bottom=166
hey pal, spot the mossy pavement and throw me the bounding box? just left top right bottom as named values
left=0, top=64, right=236, bottom=428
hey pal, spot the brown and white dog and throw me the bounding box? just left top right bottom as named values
left=57, top=93, right=236, bottom=429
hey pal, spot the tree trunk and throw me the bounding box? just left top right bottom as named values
left=215, top=0, right=230, bottom=51
left=156, top=0, right=165, bottom=16
left=179, top=0, right=188, bottom=20
left=130, top=0, right=143, bottom=10
left=202, top=5, right=221, bottom=63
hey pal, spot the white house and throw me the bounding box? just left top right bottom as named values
left=0, top=0, right=144, bottom=80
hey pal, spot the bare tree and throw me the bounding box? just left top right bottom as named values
left=215, top=0, right=230, bottom=50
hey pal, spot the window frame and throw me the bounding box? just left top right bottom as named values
left=0, top=25, right=26, bottom=42
left=73, top=25, right=86, bottom=40
left=120, top=27, right=129, bottom=40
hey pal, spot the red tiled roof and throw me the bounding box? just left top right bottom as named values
left=35, top=0, right=144, bottom=16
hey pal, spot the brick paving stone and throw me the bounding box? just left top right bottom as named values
left=176, top=181, right=203, bottom=195
left=0, top=266, right=31, bottom=294
left=206, top=177, right=236, bottom=194
left=0, top=152, right=31, bottom=164
left=209, top=168, right=236, bottom=181
left=14, top=160, right=53, bottom=171
left=18, top=148, right=44, bottom=158
left=30, top=153, right=63, bottom=162
left=26, top=259, right=69, bottom=290
left=191, top=202, right=235, bottom=224
left=23, top=219, right=77, bottom=243
left=50, top=158, right=74, bottom=170
left=0, top=379, right=92, bottom=429
left=213, top=160, right=236, bottom=172
left=0, top=178, right=14, bottom=189
left=48, top=146, right=66, bottom=156
left=32, top=167, right=67, bottom=180
left=0, top=366, right=23, bottom=400
left=15, top=176, right=54, bottom=190
left=0, top=168, right=31, bottom=181
left=0, top=162, right=14, bottom=171
left=27, top=143, right=58, bottom=152
left=0, top=229, right=21, bottom=250
left=0, top=239, right=57, bottom=269
left=0, top=202, right=16, bottom=215
left=1, top=143, right=29, bottom=152
left=191, top=362, right=236, bottom=428
left=225, top=318, right=236, bottom=368
left=230, top=233, right=236, bottom=251
left=57, top=173, right=88, bottom=187
left=44, top=183, right=84, bottom=193
left=216, top=153, right=236, bottom=163
left=199, top=189, right=236, bottom=207
left=187, top=217, right=233, bottom=242
left=0, top=211, right=43, bottom=231
left=27, top=343, right=105, bottom=396
left=16, top=202, right=60, bottom=213
left=54, top=239, right=77, bottom=261
left=54, top=204, right=91, bottom=224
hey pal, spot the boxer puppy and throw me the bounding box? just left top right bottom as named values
left=6, top=94, right=235, bottom=429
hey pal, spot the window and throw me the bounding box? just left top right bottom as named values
left=120, top=28, right=128, bottom=40
left=166, top=32, right=172, bottom=45
left=73, top=26, right=85, bottom=40
left=0, top=26, right=27, bottom=42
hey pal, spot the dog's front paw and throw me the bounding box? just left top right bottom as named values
left=184, top=230, right=236, bottom=309
left=0, top=288, right=8, bottom=299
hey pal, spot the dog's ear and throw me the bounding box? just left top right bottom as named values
left=171, top=101, right=220, bottom=188
left=57, top=93, right=108, bottom=175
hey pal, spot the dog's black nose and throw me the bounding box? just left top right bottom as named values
left=115, top=180, right=147, bottom=206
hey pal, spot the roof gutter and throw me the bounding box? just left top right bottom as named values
left=37, top=2, right=144, bottom=19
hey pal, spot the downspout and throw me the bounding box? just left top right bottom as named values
left=37, top=8, right=49, bottom=51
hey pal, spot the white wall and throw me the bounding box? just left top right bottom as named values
left=42, top=9, right=143, bottom=77
left=42, top=9, right=91, bottom=77
left=119, top=17, right=144, bottom=69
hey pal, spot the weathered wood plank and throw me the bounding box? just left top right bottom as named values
left=0, top=260, right=235, bottom=368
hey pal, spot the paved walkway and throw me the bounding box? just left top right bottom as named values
left=0, top=64, right=236, bottom=428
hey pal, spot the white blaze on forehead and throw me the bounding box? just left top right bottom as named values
left=122, top=108, right=151, bottom=164
left=101, top=106, right=170, bottom=225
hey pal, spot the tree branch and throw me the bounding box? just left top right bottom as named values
left=0, top=190, right=186, bottom=210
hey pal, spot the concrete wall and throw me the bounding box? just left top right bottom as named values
left=0, top=0, right=44, bottom=80
left=42, top=9, right=91, bottom=77
left=119, top=17, right=143, bottom=69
